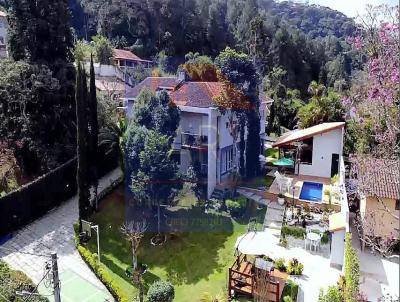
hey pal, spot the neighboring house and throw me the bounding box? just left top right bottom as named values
left=0, top=10, right=8, bottom=58
left=113, top=49, right=152, bottom=69
left=122, top=74, right=272, bottom=198
left=95, top=77, right=126, bottom=101
left=273, top=122, right=345, bottom=178
left=354, top=157, right=400, bottom=240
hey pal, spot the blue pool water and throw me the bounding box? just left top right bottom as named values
left=299, top=182, right=323, bottom=202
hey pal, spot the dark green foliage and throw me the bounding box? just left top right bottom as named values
left=147, top=280, right=175, bottom=302
left=0, top=59, right=75, bottom=174
left=225, top=197, right=247, bottom=217
left=281, top=279, right=299, bottom=302
left=297, top=83, right=345, bottom=128
left=344, top=233, right=360, bottom=301
left=132, top=89, right=180, bottom=138
left=88, top=56, right=99, bottom=200
left=0, top=260, right=49, bottom=302
left=8, top=0, right=73, bottom=64
left=130, top=131, right=181, bottom=207
left=76, top=63, right=90, bottom=229
left=4, top=0, right=76, bottom=174
left=215, top=48, right=261, bottom=178
left=318, top=286, right=343, bottom=302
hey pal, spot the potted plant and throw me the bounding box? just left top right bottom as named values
left=278, top=193, right=285, bottom=205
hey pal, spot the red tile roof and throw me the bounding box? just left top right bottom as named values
left=125, top=76, right=270, bottom=109
left=125, top=77, right=224, bottom=108
left=171, top=82, right=223, bottom=107
left=113, top=49, right=151, bottom=62
left=125, top=77, right=179, bottom=99
left=354, top=157, right=400, bottom=200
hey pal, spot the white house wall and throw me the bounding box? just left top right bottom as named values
left=299, top=127, right=344, bottom=178
left=0, top=16, right=8, bottom=58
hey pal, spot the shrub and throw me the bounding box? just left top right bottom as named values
left=283, top=296, right=293, bottom=302
left=344, top=233, right=360, bottom=302
left=147, top=280, right=175, bottom=302
left=75, top=232, right=130, bottom=302
left=226, top=198, right=246, bottom=217
left=281, top=279, right=299, bottom=302
left=281, top=225, right=306, bottom=239
left=318, top=286, right=343, bottom=302
left=0, top=260, right=48, bottom=302
left=287, top=258, right=304, bottom=275
left=274, top=258, right=287, bottom=272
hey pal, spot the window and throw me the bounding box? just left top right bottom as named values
left=396, top=199, right=400, bottom=211
left=299, top=138, right=313, bottom=165
left=0, top=37, right=3, bottom=45
left=221, top=146, right=235, bottom=174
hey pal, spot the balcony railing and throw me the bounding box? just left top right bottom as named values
left=181, top=132, right=208, bottom=150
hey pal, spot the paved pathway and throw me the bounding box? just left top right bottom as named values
left=0, top=168, right=123, bottom=301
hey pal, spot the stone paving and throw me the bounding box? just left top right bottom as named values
left=0, top=168, right=123, bottom=301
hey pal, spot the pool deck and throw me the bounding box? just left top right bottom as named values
left=268, top=174, right=341, bottom=209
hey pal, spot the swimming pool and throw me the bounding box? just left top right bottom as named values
left=299, top=181, right=323, bottom=202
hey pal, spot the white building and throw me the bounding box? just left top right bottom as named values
left=0, top=11, right=8, bottom=58
left=122, top=75, right=272, bottom=198
left=273, top=122, right=345, bottom=178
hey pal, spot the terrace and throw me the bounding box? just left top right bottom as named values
left=268, top=173, right=341, bottom=210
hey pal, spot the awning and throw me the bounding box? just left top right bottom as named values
left=272, top=158, right=294, bottom=167
left=235, top=231, right=284, bottom=257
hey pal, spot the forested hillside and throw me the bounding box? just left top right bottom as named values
left=67, top=0, right=358, bottom=97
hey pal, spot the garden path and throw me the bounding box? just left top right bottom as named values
left=0, top=168, right=123, bottom=301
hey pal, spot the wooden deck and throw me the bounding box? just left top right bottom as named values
left=228, top=255, right=288, bottom=301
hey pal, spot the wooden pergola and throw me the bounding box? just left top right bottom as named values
left=228, top=254, right=288, bottom=301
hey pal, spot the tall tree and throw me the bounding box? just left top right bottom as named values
left=76, top=63, right=90, bottom=231
left=215, top=47, right=261, bottom=179
left=88, top=55, right=99, bottom=209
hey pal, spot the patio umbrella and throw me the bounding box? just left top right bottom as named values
left=235, top=231, right=285, bottom=257
left=272, top=158, right=294, bottom=167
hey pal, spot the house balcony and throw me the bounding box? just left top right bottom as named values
left=181, top=132, right=208, bottom=151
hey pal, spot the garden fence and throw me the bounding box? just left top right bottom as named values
left=0, top=150, right=118, bottom=236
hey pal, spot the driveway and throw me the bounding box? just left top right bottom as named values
left=0, top=168, right=123, bottom=302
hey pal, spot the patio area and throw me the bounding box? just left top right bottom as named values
left=268, top=172, right=341, bottom=210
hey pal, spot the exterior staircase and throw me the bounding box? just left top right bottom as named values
left=210, top=187, right=225, bottom=200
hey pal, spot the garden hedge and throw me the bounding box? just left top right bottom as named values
left=281, top=225, right=329, bottom=244
left=76, top=239, right=130, bottom=302
left=344, top=233, right=360, bottom=302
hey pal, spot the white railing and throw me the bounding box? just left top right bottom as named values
left=339, top=156, right=350, bottom=232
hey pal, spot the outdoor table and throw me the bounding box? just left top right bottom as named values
left=306, top=232, right=321, bottom=251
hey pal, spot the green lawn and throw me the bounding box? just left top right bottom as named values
left=86, top=186, right=266, bottom=302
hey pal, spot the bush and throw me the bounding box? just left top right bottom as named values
left=274, top=257, right=287, bottom=272
left=281, top=225, right=306, bottom=239
left=75, top=229, right=130, bottom=302
left=226, top=197, right=246, bottom=217
left=318, top=286, right=343, bottom=302
left=281, top=279, right=299, bottom=302
left=344, top=233, right=360, bottom=302
left=287, top=258, right=304, bottom=275
left=0, top=260, right=48, bottom=302
left=147, top=280, right=175, bottom=302
left=283, top=296, right=293, bottom=302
